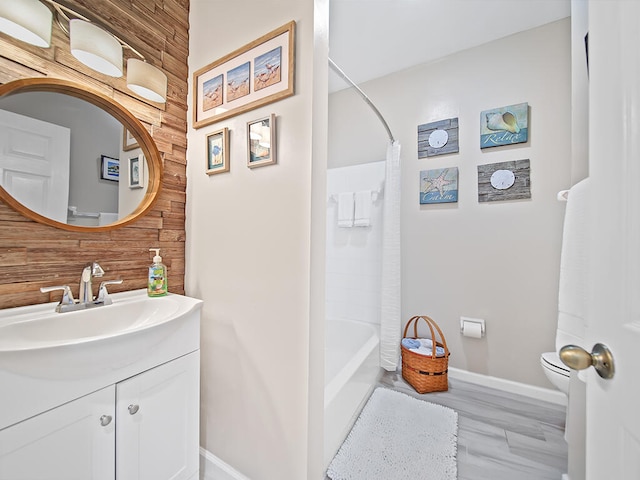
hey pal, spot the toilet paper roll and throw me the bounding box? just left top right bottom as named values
left=462, top=321, right=483, bottom=338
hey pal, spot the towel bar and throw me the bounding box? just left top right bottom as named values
left=328, top=189, right=382, bottom=203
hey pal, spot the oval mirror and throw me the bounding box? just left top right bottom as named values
left=0, top=78, right=162, bottom=231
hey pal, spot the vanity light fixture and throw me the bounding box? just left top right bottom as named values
left=0, top=0, right=52, bottom=48
left=69, top=19, right=122, bottom=77
left=126, top=58, right=167, bottom=103
left=0, top=0, right=168, bottom=103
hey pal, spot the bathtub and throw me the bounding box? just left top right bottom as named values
left=324, top=318, right=381, bottom=468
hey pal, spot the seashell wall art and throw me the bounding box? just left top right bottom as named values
left=480, top=102, right=529, bottom=149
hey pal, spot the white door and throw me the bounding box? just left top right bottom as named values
left=0, top=109, right=70, bottom=223
left=116, top=351, right=200, bottom=480
left=0, top=386, right=115, bottom=480
left=581, top=1, right=640, bottom=478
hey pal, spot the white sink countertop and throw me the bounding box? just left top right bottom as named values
left=0, top=289, right=201, bottom=352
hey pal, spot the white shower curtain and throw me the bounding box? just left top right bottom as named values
left=380, top=140, right=401, bottom=371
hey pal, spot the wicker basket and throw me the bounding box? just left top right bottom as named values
left=401, top=315, right=450, bottom=393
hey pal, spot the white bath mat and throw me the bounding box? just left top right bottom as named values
left=327, top=387, right=458, bottom=480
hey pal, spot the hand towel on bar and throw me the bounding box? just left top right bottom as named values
left=354, top=190, right=372, bottom=227
left=337, top=192, right=354, bottom=227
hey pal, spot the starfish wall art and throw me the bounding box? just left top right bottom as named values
left=420, top=167, right=459, bottom=204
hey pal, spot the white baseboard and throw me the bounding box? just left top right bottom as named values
left=562, top=474, right=569, bottom=480
left=448, top=367, right=567, bottom=406
left=199, top=448, right=250, bottom=480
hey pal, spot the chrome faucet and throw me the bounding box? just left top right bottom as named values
left=40, top=261, right=123, bottom=313
left=79, top=261, right=104, bottom=304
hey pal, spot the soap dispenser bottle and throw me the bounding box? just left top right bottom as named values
left=148, top=248, right=168, bottom=297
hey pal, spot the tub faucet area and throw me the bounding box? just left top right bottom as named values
left=40, top=262, right=123, bottom=313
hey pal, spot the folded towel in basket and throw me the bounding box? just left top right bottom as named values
left=403, top=337, right=446, bottom=357
left=401, top=338, right=421, bottom=349
left=411, top=346, right=446, bottom=357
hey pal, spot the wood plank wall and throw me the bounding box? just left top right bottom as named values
left=0, top=0, right=189, bottom=309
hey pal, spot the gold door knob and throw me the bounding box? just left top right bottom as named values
left=559, top=343, right=615, bottom=379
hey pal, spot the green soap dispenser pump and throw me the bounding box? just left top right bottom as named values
left=148, top=248, right=168, bottom=297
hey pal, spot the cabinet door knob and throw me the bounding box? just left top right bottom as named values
left=128, top=404, right=140, bottom=415
left=99, top=415, right=112, bottom=426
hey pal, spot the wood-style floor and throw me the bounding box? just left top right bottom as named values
left=327, top=370, right=568, bottom=480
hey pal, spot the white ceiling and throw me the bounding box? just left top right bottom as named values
left=329, top=0, right=571, bottom=92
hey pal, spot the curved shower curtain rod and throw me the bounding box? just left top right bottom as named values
left=328, top=58, right=395, bottom=143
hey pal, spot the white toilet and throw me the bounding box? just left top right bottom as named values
left=540, top=335, right=573, bottom=395
left=541, top=308, right=588, bottom=395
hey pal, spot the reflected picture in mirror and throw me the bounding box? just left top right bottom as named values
left=0, top=78, right=161, bottom=231
left=122, top=127, right=139, bottom=151
left=100, top=155, right=119, bottom=182
left=128, top=154, right=145, bottom=188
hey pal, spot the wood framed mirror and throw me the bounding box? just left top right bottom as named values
left=0, top=77, right=162, bottom=232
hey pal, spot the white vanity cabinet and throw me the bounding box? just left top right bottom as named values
left=0, top=385, right=116, bottom=479
left=0, top=351, right=200, bottom=480
left=116, top=351, right=200, bottom=479
left=0, top=290, right=202, bottom=480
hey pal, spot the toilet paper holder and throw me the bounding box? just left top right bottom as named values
left=460, top=316, right=485, bottom=337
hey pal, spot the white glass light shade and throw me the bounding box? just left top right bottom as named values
left=126, top=58, right=167, bottom=103
left=70, top=19, right=122, bottom=77
left=0, top=0, right=52, bottom=48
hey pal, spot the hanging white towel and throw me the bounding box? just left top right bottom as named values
left=337, top=192, right=354, bottom=227
left=354, top=190, right=372, bottom=227
left=557, top=177, right=591, bottom=347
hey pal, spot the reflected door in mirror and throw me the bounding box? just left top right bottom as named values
left=0, top=109, right=70, bottom=223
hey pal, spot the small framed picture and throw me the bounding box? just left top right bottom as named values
left=206, top=127, right=230, bottom=175
left=247, top=114, right=276, bottom=168
left=128, top=154, right=144, bottom=188
left=100, top=155, right=119, bottom=182
left=122, top=127, right=139, bottom=151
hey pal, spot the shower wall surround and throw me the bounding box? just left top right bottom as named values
left=0, top=0, right=189, bottom=309
left=326, top=161, right=385, bottom=324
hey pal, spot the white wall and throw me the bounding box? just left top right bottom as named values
left=186, top=1, right=327, bottom=479
left=571, top=0, right=589, bottom=184
left=329, top=19, right=572, bottom=388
